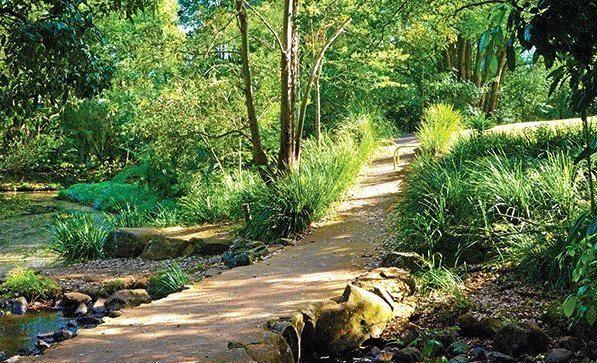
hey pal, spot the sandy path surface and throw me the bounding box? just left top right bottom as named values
left=34, top=136, right=418, bottom=363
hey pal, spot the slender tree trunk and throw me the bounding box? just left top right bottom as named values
left=294, top=19, right=350, bottom=161
left=235, top=0, right=268, bottom=173
left=278, top=0, right=296, bottom=173
left=487, top=49, right=507, bottom=114
left=314, top=67, right=322, bottom=146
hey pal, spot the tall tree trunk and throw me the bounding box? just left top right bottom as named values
left=278, top=0, right=296, bottom=173
left=294, top=19, right=350, bottom=161
left=487, top=49, right=507, bottom=114
left=314, top=68, right=322, bottom=146
left=235, top=0, right=268, bottom=173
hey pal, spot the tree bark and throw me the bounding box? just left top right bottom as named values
left=314, top=67, right=322, bottom=146
left=278, top=0, right=296, bottom=173
left=235, top=0, right=268, bottom=173
left=487, top=49, right=507, bottom=114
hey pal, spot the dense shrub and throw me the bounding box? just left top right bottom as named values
left=0, top=268, right=61, bottom=302
left=243, top=112, right=380, bottom=241
left=50, top=213, right=113, bottom=263
left=147, top=263, right=189, bottom=299
left=393, top=125, right=591, bottom=281
left=417, top=103, right=464, bottom=156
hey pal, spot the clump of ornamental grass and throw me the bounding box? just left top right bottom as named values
left=147, top=263, right=189, bottom=299
left=417, top=103, right=464, bottom=156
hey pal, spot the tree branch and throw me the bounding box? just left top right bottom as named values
left=242, top=0, right=284, bottom=52
left=453, top=0, right=505, bottom=16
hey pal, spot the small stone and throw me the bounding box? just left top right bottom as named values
left=391, top=347, right=421, bottom=363
left=456, top=313, right=480, bottom=336
left=74, top=303, right=88, bottom=315
left=37, top=339, right=51, bottom=351
left=545, top=348, right=573, bottom=363
left=66, top=319, right=77, bottom=328
left=52, top=328, right=75, bottom=342
left=108, top=310, right=122, bottom=318
left=5, top=355, right=21, bottom=363
left=487, top=351, right=516, bottom=363
left=11, top=297, right=28, bottom=315
left=470, top=346, right=487, bottom=361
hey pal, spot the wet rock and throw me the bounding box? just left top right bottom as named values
left=555, top=336, right=581, bottom=351
left=37, top=332, right=54, bottom=341
left=447, top=340, right=468, bottom=358
left=66, top=319, right=77, bottom=328
left=53, top=328, right=75, bottom=342
left=4, top=356, right=21, bottom=363
left=493, top=322, right=549, bottom=356
left=487, top=351, right=516, bottom=363
left=391, top=347, right=421, bottom=363
left=105, top=289, right=151, bottom=311
left=11, top=297, right=27, bottom=315
left=308, top=284, right=394, bottom=355
left=544, top=348, right=573, bottom=363
left=380, top=252, right=424, bottom=272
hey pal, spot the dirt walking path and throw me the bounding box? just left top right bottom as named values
left=33, top=136, right=418, bottom=363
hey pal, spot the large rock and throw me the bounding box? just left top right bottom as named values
left=307, top=284, right=394, bottom=355
left=190, top=236, right=233, bottom=256
left=141, top=237, right=192, bottom=261
left=354, top=267, right=416, bottom=303
left=380, top=252, right=424, bottom=272
left=105, top=289, right=151, bottom=311
left=493, top=322, right=549, bottom=356
left=105, top=228, right=193, bottom=260
left=61, top=292, right=92, bottom=311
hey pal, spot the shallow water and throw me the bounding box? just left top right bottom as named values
left=0, top=310, right=68, bottom=358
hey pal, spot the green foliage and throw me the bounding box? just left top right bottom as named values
left=417, top=104, right=463, bottom=157
left=466, top=113, right=495, bottom=135
left=393, top=125, right=590, bottom=269
left=103, top=278, right=127, bottom=296
left=0, top=268, right=61, bottom=302
left=179, top=171, right=259, bottom=223
left=50, top=213, right=113, bottom=263
left=561, top=213, right=597, bottom=325
left=59, top=181, right=163, bottom=211
left=147, top=262, right=189, bottom=299
left=415, top=254, right=464, bottom=297
left=243, top=112, right=378, bottom=241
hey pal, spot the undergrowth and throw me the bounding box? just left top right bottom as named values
left=0, top=268, right=61, bottom=302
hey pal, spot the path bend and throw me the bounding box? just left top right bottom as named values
left=35, top=136, right=419, bottom=363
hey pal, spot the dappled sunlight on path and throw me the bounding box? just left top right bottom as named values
left=36, top=136, right=419, bottom=363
